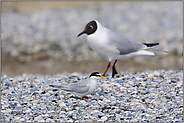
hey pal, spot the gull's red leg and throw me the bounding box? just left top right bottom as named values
left=102, top=62, right=111, bottom=76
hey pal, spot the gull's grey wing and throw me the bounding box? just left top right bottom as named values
left=106, top=28, right=146, bottom=55
left=69, top=79, right=90, bottom=93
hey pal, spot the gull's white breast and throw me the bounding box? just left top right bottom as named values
left=86, top=27, right=120, bottom=61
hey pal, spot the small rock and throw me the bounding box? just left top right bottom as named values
left=101, top=116, right=107, bottom=122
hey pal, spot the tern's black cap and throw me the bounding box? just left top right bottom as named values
left=89, top=72, right=101, bottom=78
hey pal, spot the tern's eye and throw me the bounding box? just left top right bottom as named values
left=88, top=25, right=93, bottom=30
left=96, top=74, right=101, bottom=77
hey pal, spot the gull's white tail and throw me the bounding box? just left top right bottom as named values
left=131, top=50, right=155, bottom=56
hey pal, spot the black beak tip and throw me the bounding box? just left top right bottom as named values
left=77, top=31, right=85, bottom=37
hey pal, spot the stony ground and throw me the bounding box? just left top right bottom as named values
left=1, top=70, right=183, bottom=122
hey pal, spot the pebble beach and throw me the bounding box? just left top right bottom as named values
left=1, top=70, right=183, bottom=122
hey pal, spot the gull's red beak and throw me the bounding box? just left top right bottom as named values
left=77, top=31, right=86, bottom=37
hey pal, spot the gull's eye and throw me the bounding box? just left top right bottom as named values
left=88, top=25, right=93, bottom=30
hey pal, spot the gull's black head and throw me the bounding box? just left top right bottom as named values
left=77, top=20, right=97, bottom=37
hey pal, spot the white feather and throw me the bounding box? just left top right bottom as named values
left=130, top=50, right=155, bottom=56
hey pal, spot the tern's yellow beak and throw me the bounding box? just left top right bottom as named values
left=100, top=76, right=107, bottom=79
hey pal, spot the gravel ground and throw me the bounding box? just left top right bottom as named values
left=1, top=70, right=183, bottom=122
left=2, top=2, right=182, bottom=62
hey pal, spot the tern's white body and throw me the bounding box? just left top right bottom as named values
left=68, top=77, right=98, bottom=97
left=49, top=72, right=106, bottom=97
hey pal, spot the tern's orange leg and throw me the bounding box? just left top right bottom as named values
left=82, top=96, right=90, bottom=101
left=82, top=97, right=87, bottom=101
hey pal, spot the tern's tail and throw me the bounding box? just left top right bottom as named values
left=49, top=85, right=72, bottom=91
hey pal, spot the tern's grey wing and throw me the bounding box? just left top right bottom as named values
left=106, top=28, right=145, bottom=55
left=69, top=79, right=90, bottom=93
left=49, top=85, right=72, bottom=91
